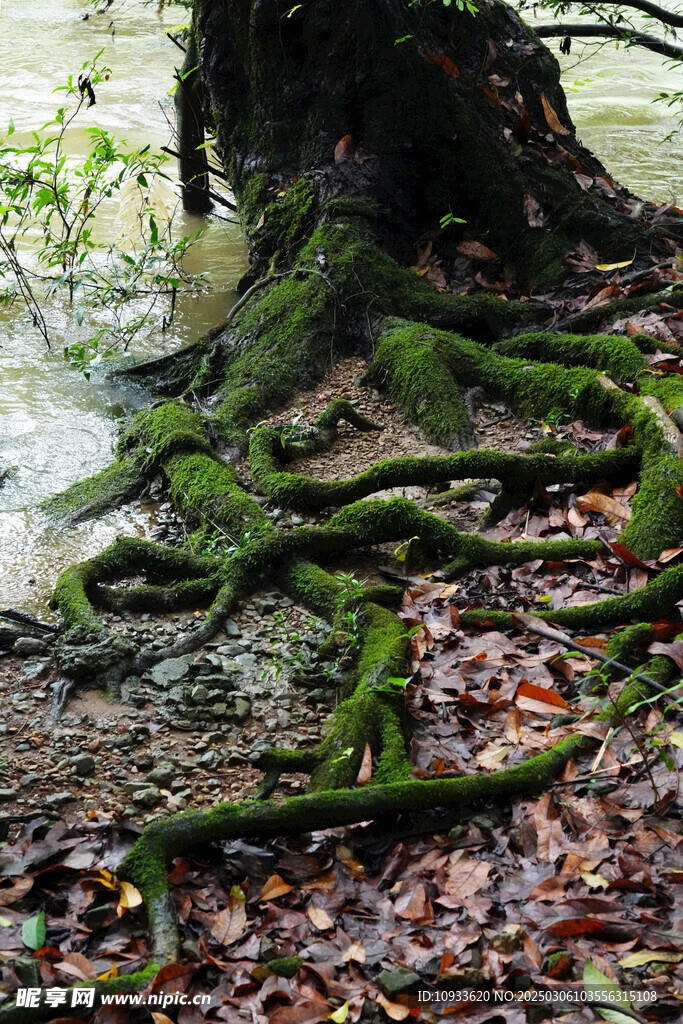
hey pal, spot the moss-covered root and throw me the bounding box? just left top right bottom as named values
left=118, top=734, right=585, bottom=961
left=0, top=962, right=160, bottom=1024
left=367, top=320, right=475, bottom=450
left=41, top=457, right=147, bottom=526
left=314, top=398, right=381, bottom=434
left=50, top=537, right=221, bottom=631
left=461, top=562, right=683, bottom=634
left=249, top=422, right=637, bottom=512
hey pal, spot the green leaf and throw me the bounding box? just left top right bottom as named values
left=22, top=911, right=46, bottom=951
left=582, top=961, right=637, bottom=1024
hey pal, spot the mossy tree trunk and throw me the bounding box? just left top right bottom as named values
left=7, top=0, right=683, bottom=1017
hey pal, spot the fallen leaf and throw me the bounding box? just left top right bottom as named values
left=334, top=135, right=355, bottom=164
left=0, top=877, right=33, bottom=906
left=577, top=490, right=632, bottom=522
left=342, top=939, right=365, bottom=963
left=210, top=895, right=247, bottom=946
left=356, top=743, right=373, bottom=787
left=444, top=857, right=491, bottom=899
left=595, top=254, right=635, bottom=272
left=541, top=92, right=570, bottom=134
left=374, top=992, right=411, bottom=1020
left=328, top=1003, right=349, bottom=1023
left=619, top=949, right=683, bottom=968
left=260, top=874, right=293, bottom=901
left=516, top=682, right=571, bottom=714
left=457, top=240, right=497, bottom=261
left=426, top=53, right=459, bottom=77
left=117, top=881, right=143, bottom=917
left=307, top=904, right=334, bottom=931
left=524, top=193, right=544, bottom=228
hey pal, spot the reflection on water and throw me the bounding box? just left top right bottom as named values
left=0, top=0, right=681, bottom=615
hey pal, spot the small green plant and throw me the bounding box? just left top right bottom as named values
left=334, top=571, right=368, bottom=604
left=0, top=52, right=204, bottom=375
left=439, top=209, right=467, bottom=230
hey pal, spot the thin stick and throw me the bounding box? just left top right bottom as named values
left=511, top=612, right=672, bottom=695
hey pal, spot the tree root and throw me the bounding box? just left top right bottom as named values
left=250, top=417, right=638, bottom=511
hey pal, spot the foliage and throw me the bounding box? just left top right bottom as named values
left=0, top=53, right=203, bottom=374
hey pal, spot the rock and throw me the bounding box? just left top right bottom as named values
left=71, top=754, right=96, bottom=777
left=233, top=652, right=258, bottom=671
left=190, top=684, right=209, bottom=704
left=228, top=696, right=251, bottom=722
left=130, top=785, right=162, bottom=808
left=133, top=751, right=154, bottom=771
left=45, top=792, right=75, bottom=807
left=0, top=789, right=17, bottom=802
left=19, top=773, right=40, bottom=788
left=146, top=764, right=175, bottom=789
left=196, top=749, right=224, bottom=770
left=224, top=619, right=241, bottom=637
left=13, top=637, right=48, bottom=656
left=55, top=630, right=137, bottom=682
left=148, top=654, right=194, bottom=686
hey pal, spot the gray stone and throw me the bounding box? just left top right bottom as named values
left=148, top=654, right=194, bottom=687
left=71, top=754, right=96, bottom=777
left=228, top=697, right=251, bottom=722
left=233, top=652, right=258, bottom=671
left=45, top=791, right=75, bottom=807
left=130, top=785, right=162, bottom=808
left=224, top=619, right=241, bottom=637
left=0, top=789, right=17, bottom=801
left=19, top=773, right=40, bottom=788
left=196, top=749, right=224, bottom=770
left=13, top=637, right=48, bottom=656
left=190, top=684, right=209, bottom=704
left=146, top=764, right=175, bottom=789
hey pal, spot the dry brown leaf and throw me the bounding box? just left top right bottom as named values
left=342, top=939, right=365, bottom=963
left=307, top=903, right=334, bottom=931
left=151, top=1016, right=175, bottom=1024
left=395, top=881, right=427, bottom=920
left=356, top=742, right=373, bottom=787
left=374, top=992, right=411, bottom=1020
left=210, top=895, right=247, bottom=946
left=541, top=92, right=570, bottom=134
left=260, top=874, right=293, bottom=901
left=457, top=239, right=497, bottom=261
left=116, top=881, right=143, bottom=917
left=577, top=490, right=632, bottom=522
left=445, top=856, right=491, bottom=899
left=334, top=134, right=355, bottom=164
left=524, top=193, right=544, bottom=228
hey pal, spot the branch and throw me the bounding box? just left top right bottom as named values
left=536, top=22, right=683, bottom=59
left=559, top=0, right=683, bottom=29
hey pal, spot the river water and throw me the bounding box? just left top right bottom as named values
left=0, top=0, right=681, bottom=615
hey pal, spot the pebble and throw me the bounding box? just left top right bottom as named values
left=71, top=754, right=96, bottom=777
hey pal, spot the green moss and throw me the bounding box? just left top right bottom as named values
left=494, top=332, right=647, bottom=382
left=605, top=623, right=653, bottom=664
left=42, top=458, right=146, bottom=524
left=267, top=956, right=305, bottom=979
left=250, top=425, right=636, bottom=513
left=165, top=451, right=267, bottom=540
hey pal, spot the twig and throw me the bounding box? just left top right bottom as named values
left=511, top=613, right=672, bottom=695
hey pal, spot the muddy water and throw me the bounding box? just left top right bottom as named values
left=0, top=0, right=681, bottom=616
left=0, top=0, right=247, bottom=614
